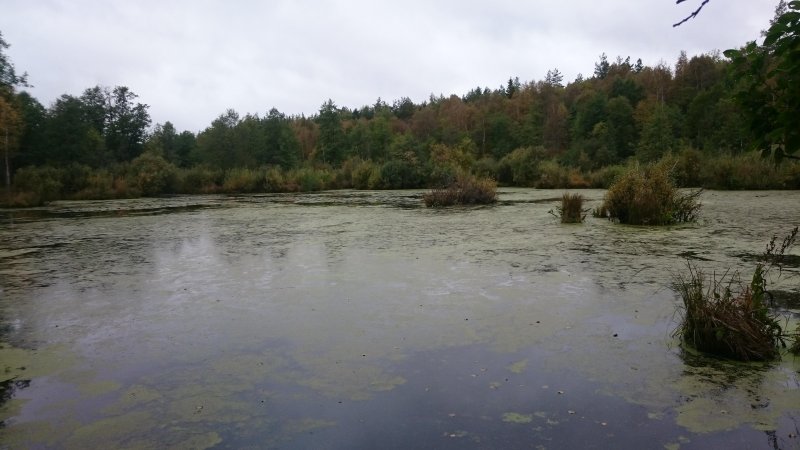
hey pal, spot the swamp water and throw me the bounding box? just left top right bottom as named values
left=0, top=189, right=799, bottom=449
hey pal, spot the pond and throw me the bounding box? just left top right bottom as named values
left=1, top=189, right=799, bottom=449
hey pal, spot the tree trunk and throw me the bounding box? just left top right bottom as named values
left=3, top=127, right=9, bottom=195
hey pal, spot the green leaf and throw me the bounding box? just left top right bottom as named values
left=764, top=30, right=783, bottom=47
left=723, top=50, right=739, bottom=60
left=778, top=11, right=800, bottom=24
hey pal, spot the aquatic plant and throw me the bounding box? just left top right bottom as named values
left=423, top=173, right=497, bottom=207
left=592, top=203, right=609, bottom=219
left=791, top=329, right=800, bottom=356
left=601, top=161, right=701, bottom=225
left=549, top=192, right=588, bottom=223
left=674, top=227, right=799, bottom=361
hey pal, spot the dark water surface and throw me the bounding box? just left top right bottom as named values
left=1, top=189, right=799, bottom=449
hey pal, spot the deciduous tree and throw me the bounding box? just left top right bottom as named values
left=725, top=1, right=800, bottom=162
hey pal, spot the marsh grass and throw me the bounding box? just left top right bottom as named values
left=674, top=227, right=799, bottom=361
left=592, top=204, right=609, bottom=219
left=423, top=173, right=497, bottom=207
left=549, top=193, right=588, bottom=223
left=673, top=267, right=782, bottom=361
left=601, top=161, right=701, bottom=225
left=791, top=332, right=800, bottom=355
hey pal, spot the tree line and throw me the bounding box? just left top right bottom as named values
left=1, top=2, right=798, bottom=204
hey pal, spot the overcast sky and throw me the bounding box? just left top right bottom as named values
left=1, top=0, right=777, bottom=132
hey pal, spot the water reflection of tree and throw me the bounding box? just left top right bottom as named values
left=0, top=378, right=30, bottom=425
left=0, top=311, right=31, bottom=427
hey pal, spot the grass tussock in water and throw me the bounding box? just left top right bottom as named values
left=673, top=267, right=782, bottom=361
left=549, top=193, right=588, bottom=223
left=423, top=173, right=497, bottom=207
left=674, top=228, right=800, bottom=361
left=601, top=161, right=701, bottom=225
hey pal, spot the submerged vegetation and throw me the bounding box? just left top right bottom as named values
left=600, top=161, right=701, bottom=225
left=423, top=173, right=497, bottom=207
left=674, top=227, right=800, bottom=361
left=549, top=192, right=588, bottom=223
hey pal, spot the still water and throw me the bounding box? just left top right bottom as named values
left=1, top=189, right=799, bottom=449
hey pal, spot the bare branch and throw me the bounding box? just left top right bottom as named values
left=673, top=0, right=710, bottom=27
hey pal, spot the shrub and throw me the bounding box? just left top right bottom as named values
left=284, top=167, right=330, bottom=192
left=672, top=148, right=704, bottom=187
left=472, top=157, right=499, bottom=180
left=72, top=170, right=116, bottom=200
left=497, top=146, right=545, bottom=187
left=129, top=153, right=178, bottom=196
left=264, top=167, right=286, bottom=192
left=1, top=191, right=42, bottom=207
left=338, top=158, right=380, bottom=189
left=781, top=162, right=800, bottom=189
left=12, top=166, right=63, bottom=204
left=60, top=163, right=93, bottom=194
left=586, top=164, right=626, bottom=189
left=673, top=228, right=799, bottom=361
left=549, top=193, right=588, bottom=223
left=349, top=159, right=380, bottom=190
left=423, top=173, right=497, bottom=207
left=222, top=167, right=262, bottom=193
left=297, top=168, right=324, bottom=192
left=699, top=153, right=779, bottom=190
left=536, top=160, right=569, bottom=189
left=379, top=160, right=422, bottom=189
left=426, top=164, right=458, bottom=188
left=176, top=165, right=223, bottom=194
left=601, top=161, right=701, bottom=225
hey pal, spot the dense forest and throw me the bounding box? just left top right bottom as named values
left=1, top=2, right=799, bottom=206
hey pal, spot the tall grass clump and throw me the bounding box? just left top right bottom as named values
left=674, top=228, right=799, bottom=361
left=549, top=193, right=588, bottom=223
left=423, top=173, right=497, bottom=207
left=601, top=161, right=701, bottom=225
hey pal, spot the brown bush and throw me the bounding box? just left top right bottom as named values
left=601, top=161, right=701, bottom=225
left=423, top=173, right=497, bottom=207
